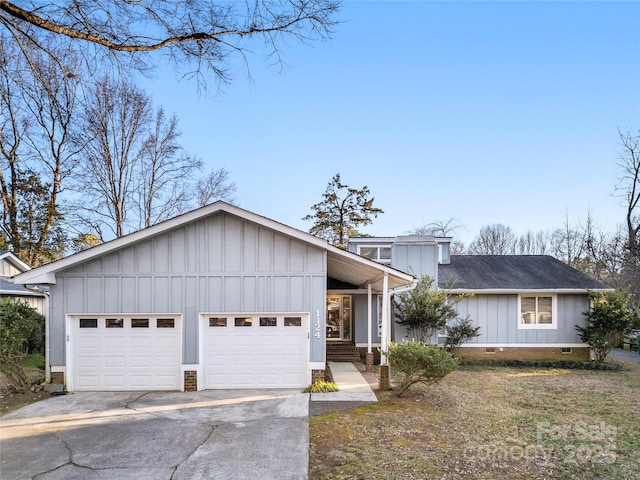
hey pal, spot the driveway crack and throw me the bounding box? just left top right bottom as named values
left=125, top=391, right=151, bottom=409
left=170, top=424, right=217, bottom=479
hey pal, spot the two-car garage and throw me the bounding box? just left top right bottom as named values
left=67, top=312, right=309, bottom=391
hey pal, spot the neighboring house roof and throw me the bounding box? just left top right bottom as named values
left=439, top=255, right=610, bottom=292
left=12, top=201, right=414, bottom=291
left=0, top=250, right=31, bottom=273
left=0, top=278, right=46, bottom=297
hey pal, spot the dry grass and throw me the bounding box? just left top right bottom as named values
left=309, top=362, right=640, bottom=480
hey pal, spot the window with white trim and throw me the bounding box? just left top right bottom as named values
left=518, top=294, right=557, bottom=329
left=358, top=246, right=391, bottom=264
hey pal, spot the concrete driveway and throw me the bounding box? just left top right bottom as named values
left=0, top=390, right=309, bottom=480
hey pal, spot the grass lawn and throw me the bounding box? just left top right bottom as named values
left=309, top=361, right=640, bottom=480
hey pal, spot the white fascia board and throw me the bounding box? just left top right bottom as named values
left=445, top=288, right=611, bottom=295
left=14, top=201, right=328, bottom=285
left=13, top=271, right=57, bottom=285
left=348, top=237, right=396, bottom=243
left=457, top=343, right=588, bottom=348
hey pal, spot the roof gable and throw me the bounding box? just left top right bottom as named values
left=13, top=201, right=414, bottom=291
left=439, top=255, right=610, bottom=292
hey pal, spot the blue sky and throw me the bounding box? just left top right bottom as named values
left=138, top=1, right=640, bottom=245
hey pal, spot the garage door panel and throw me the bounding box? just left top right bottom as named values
left=104, top=356, right=126, bottom=368
left=203, top=313, right=308, bottom=389
left=78, top=336, right=99, bottom=348
left=103, top=375, right=126, bottom=388
left=77, top=376, right=99, bottom=389
left=130, top=356, right=151, bottom=368
left=71, top=315, right=181, bottom=391
left=130, top=337, right=152, bottom=348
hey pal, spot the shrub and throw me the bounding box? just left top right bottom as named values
left=0, top=299, right=45, bottom=390
left=576, top=289, right=636, bottom=363
left=304, top=381, right=339, bottom=393
left=445, top=317, right=481, bottom=354
left=385, top=341, right=457, bottom=396
left=394, top=276, right=472, bottom=343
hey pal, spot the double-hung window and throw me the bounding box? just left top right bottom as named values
left=518, top=294, right=556, bottom=329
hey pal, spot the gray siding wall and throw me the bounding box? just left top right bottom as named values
left=49, top=212, right=327, bottom=365
left=353, top=293, right=381, bottom=344
left=392, top=244, right=438, bottom=280
left=453, top=294, right=588, bottom=344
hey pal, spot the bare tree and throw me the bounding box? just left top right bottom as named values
left=550, top=212, right=587, bottom=268
left=409, top=217, right=466, bottom=254
left=136, top=108, right=202, bottom=228
left=468, top=224, right=515, bottom=255
left=76, top=78, right=236, bottom=240
left=0, top=36, right=82, bottom=265
left=0, top=1, right=339, bottom=88
left=514, top=230, right=551, bottom=255
left=410, top=217, right=463, bottom=237
left=615, top=129, right=640, bottom=307
left=195, top=168, right=237, bottom=207
left=78, top=76, right=152, bottom=239
left=617, top=129, right=640, bottom=257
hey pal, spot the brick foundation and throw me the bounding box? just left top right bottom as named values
left=50, top=371, right=65, bottom=385
left=455, top=347, right=590, bottom=361
left=311, top=369, right=325, bottom=383
left=184, top=370, right=197, bottom=392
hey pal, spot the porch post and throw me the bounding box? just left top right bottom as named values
left=366, top=283, right=373, bottom=372
left=379, top=272, right=390, bottom=390
left=380, top=273, right=389, bottom=363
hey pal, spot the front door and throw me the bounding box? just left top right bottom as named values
left=326, top=295, right=352, bottom=341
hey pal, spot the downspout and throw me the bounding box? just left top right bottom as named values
left=43, top=292, right=50, bottom=383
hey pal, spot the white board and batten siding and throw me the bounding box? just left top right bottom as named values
left=67, top=314, right=182, bottom=391
left=200, top=313, right=310, bottom=389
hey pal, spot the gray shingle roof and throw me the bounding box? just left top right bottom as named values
left=438, top=255, right=610, bottom=290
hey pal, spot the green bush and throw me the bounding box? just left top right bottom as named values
left=445, top=317, right=481, bottom=354
left=0, top=299, right=45, bottom=389
left=304, top=381, right=339, bottom=393
left=576, top=289, right=636, bottom=363
left=386, top=341, right=458, bottom=396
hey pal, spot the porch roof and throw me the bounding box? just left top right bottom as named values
left=326, top=246, right=414, bottom=291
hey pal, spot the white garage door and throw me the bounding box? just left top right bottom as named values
left=69, top=315, right=182, bottom=391
left=202, top=314, right=309, bottom=389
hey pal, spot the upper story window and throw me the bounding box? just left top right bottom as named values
left=518, top=294, right=557, bottom=329
left=358, top=246, right=391, bottom=264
